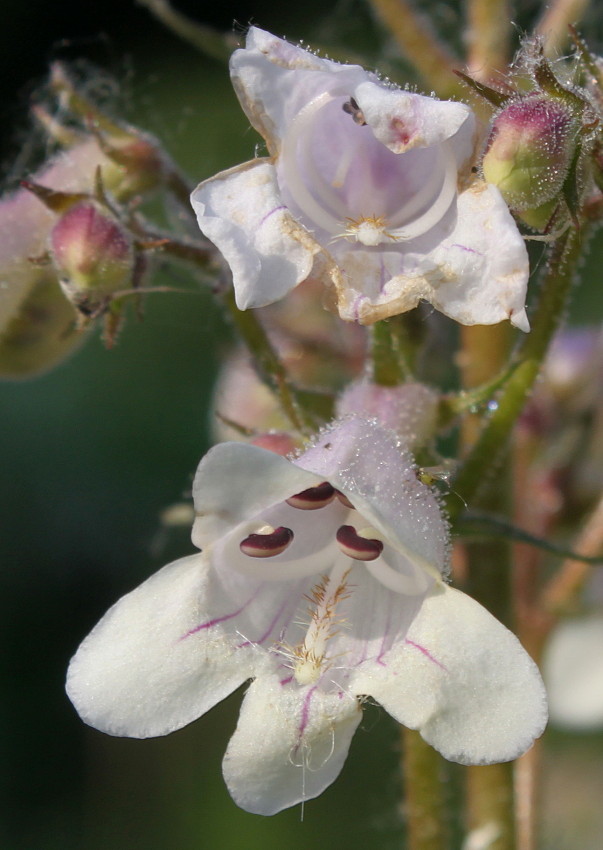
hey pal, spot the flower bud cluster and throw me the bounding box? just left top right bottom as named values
left=0, top=65, right=186, bottom=377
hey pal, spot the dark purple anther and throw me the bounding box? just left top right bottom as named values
left=336, top=525, right=383, bottom=561
left=240, top=526, right=294, bottom=558
left=335, top=490, right=355, bottom=509
left=286, top=481, right=335, bottom=510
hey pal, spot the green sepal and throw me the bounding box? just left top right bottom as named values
left=453, top=70, right=511, bottom=108
left=569, top=26, right=603, bottom=92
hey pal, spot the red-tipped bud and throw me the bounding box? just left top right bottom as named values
left=483, top=95, right=576, bottom=215
left=49, top=202, right=135, bottom=310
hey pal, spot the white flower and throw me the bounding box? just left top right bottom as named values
left=191, top=27, right=530, bottom=331
left=66, top=418, right=546, bottom=814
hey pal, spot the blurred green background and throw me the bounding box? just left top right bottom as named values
left=2, top=1, right=603, bottom=848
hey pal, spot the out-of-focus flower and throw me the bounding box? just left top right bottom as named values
left=67, top=418, right=546, bottom=814
left=519, top=327, right=603, bottom=511
left=192, top=27, right=530, bottom=330
left=544, top=615, right=603, bottom=730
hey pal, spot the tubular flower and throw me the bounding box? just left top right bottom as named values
left=191, top=28, right=530, bottom=330
left=66, top=418, right=546, bottom=814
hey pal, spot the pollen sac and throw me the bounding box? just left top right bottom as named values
left=336, top=525, right=383, bottom=561
left=239, top=526, right=294, bottom=558
left=285, top=481, right=335, bottom=510
left=342, top=97, right=366, bottom=126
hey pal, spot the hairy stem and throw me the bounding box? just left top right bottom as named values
left=371, top=317, right=415, bottom=385
left=466, top=763, right=516, bottom=850
left=402, top=728, right=449, bottom=850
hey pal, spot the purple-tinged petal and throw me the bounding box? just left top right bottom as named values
left=222, top=673, right=361, bottom=814
left=230, top=28, right=368, bottom=153
left=296, top=418, right=449, bottom=580
left=423, top=182, right=530, bottom=331
left=191, top=159, right=322, bottom=310
left=351, top=585, right=547, bottom=764
left=333, top=183, right=530, bottom=330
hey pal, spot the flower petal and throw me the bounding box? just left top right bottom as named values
left=351, top=585, right=547, bottom=764
left=296, top=418, right=449, bottom=579
left=191, top=159, right=321, bottom=309
left=66, top=554, right=256, bottom=738
left=230, top=28, right=368, bottom=153
left=192, top=441, right=323, bottom=548
left=222, top=673, right=362, bottom=814
left=423, top=182, right=530, bottom=330
left=354, top=81, right=474, bottom=155
left=333, top=182, right=529, bottom=329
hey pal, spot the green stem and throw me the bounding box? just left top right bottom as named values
left=402, top=728, right=450, bottom=850
left=371, top=317, right=415, bottom=385
left=222, top=290, right=328, bottom=434
left=449, top=225, right=586, bottom=521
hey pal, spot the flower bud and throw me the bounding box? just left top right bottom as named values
left=48, top=63, right=188, bottom=202
left=49, top=201, right=135, bottom=313
left=337, top=379, right=439, bottom=449
left=482, top=95, right=576, bottom=214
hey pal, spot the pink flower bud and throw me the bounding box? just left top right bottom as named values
left=482, top=95, right=576, bottom=212
left=49, top=202, right=135, bottom=309
left=337, top=379, right=439, bottom=448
